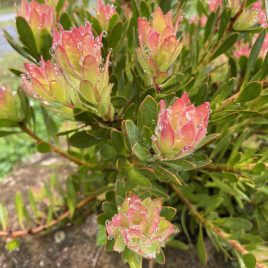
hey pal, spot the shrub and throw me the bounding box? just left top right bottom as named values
left=0, top=0, right=268, bottom=267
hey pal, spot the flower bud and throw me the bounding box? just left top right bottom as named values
left=0, top=86, right=24, bottom=123
left=23, top=59, right=81, bottom=114
left=208, top=0, right=222, bottom=12
left=152, top=92, right=210, bottom=159
left=137, top=7, right=183, bottom=87
left=18, top=0, right=55, bottom=49
left=95, top=0, right=116, bottom=30
left=227, top=0, right=241, bottom=17
left=106, top=195, right=177, bottom=259
left=233, top=0, right=267, bottom=31
left=52, top=23, right=114, bottom=120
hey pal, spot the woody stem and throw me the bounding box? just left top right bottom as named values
left=19, top=122, right=96, bottom=168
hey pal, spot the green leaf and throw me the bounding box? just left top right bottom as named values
left=140, top=1, right=150, bottom=18
left=122, top=120, right=144, bottom=150
left=197, top=225, right=207, bottom=265
left=5, top=239, right=20, bottom=252
left=111, top=129, right=126, bottom=154
left=60, top=13, right=72, bottom=30
left=3, top=30, right=35, bottom=62
left=102, top=201, right=118, bottom=219
left=161, top=159, right=196, bottom=171
left=69, top=131, right=97, bottom=148
left=155, top=249, right=165, bottom=264
left=204, top=12, right=217, bottom=42
left=0, top=131, right=20, bottom=137
left=214, top=217, right=253, bottom=231
left=211, top=33, right=238, bottom=60
left=0, top=203, right=8, bottom=230
left=92, top=17, right=102, bottom=35
left=244, top=30, right=266, bottom=82
left=111, top=96, right=128, bottom=108
left=154, top=164, right=182, bottom=185
left=36, top=142, right=51, bottom=153
left=218, top=9, right=231, bottom=40
left=40, top=30, right=52, bottom=60
left=16, top=16, right=39, bottom=59
left=56, top=0, right=65, bottom=13
left=66, top=179, right=76, bottom=217
left=237, top=81, right=262, bottom=102
left=160, top=206, right=177, bottom=221
left=128, top=168, right=151, bottom=187
left=168, top=240, right=189, bottom=251
left=137, top=95, right=158, bottom=134
left=159, top=0, right=171, bottom=13
left=132, top=143, right=151, bottom=162
left=243, top=254, right=257, bottom=268
left=15, top=192, right=25, bottom=229
left=96, top=224, right=107, bottom=246
left=108, top=14, right=120, bottom=31
left=27, top=190, right=38, bottom=218
left=108, top=22, right=123, bottom=49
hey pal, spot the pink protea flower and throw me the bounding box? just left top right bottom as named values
left=234, top=35, right=268, bottom=59
left=152, top=92, right=210, bottom=158
left=208, top=0, right=222, bottom=12
left=137, top=7, right=183, bottom=87
left=18, top=0, right=55, bottom=49
left=0, top=86, right=24, bottom=123
left=106, top=195, right=177, bottom=259
left=22, top=59, right=81, bottom=114
left=234, top=42, right=251, bottom=58
left=95, top=0, right=116, bottom=30
left=52, top=22, right=114, bottom=120
left=252, top=0, right=267, bottom=27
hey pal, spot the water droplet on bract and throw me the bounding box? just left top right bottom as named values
left=48, top=45, right=55, bottom=55
left=108, top=48, right=113, bottom=53
left=102, top=31, right=108, bottom=38
left=151, top=119, right=156, bottom=125
left=105, top=220, right=111, bottom=226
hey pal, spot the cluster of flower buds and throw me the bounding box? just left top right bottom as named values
left=0, top=86, right=24, bottom=123
left=18, top=0, right=55, bottom=50
left=152, top=92, right=210, bottom=159
left=106, top=195, right=177, bottom=259
left=95, top=0, right=116, bottom=30
left=23, top=22, right=114, bottom=120
left=137, top=7, right=183, bottom=87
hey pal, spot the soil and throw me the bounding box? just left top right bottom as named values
left=0, top=153, right=232, bottom=268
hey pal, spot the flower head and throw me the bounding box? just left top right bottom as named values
left=23, top=59, right=80, bottom=113
left=252, top=0, right=267, bottom=27
left=137, top=7, right=183, bottom=86
left=18, top=0, right=55, bottom=49
left=0, top=86, right=24, bottom=123
left=52, top=22, right=114, bottom=120
left=106, top=195, right=177, bottom=259
left=152, top=92, right=210, bottom=158
left=95, top=0, right=116, bottom=30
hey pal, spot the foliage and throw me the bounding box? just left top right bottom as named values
left=0, top=0, right=268, bottom=268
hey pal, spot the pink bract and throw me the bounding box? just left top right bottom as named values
left=95, top=0, right=116, bottom=30
left=152, top=92, right=210, bottom=158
